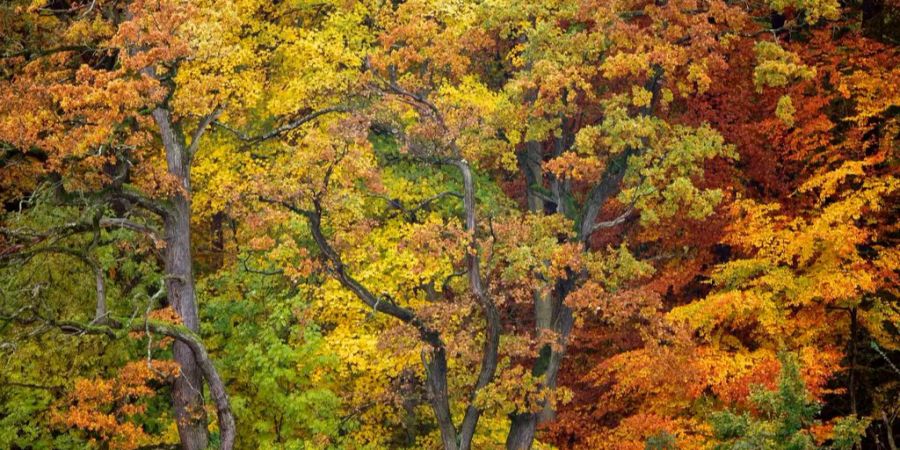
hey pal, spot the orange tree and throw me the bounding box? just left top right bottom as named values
left=546, top=1, right=899, bottom=448
left=0, top=0, right=366, bottom=447
left=1, top=1, right=229, bottom=447
left=231, top=0, right=812, bottom=447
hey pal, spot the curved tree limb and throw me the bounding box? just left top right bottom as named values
left=0, top=310, right=236, bottom=450
left=265, top=195, right=460, bottom=449
left=452, top=159, right=501, bottom=450
left=213, top=107, right=348, bottom=143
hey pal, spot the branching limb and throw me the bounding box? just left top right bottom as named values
left=368, top=191, right=463, bottom=222
left=0, top=309, right=236, bottom=450
left=213, top=107, right=347, bottom=143
left=187, top=107, right=224, bottom=159
left=591, top=205, right=635, bottom=231
left=452, top=159, right=500, bottom=450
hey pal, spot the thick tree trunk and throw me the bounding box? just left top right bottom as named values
left=165, top=197, right=209, bottom=450
left=154, top=108, right=209, bottom=450
left=506, top=413, right=537, bottom=450
left=424, top=347, right=458, bottom=450
left=504, top=298, right=574, bottom=450
left=153, top=322, right=235, bottom=450
left=508, top=140, right=578, bottom=449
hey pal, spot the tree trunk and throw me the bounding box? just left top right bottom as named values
left=154, top=108, right=209, bottom=450
left=454, top=159, right=501, bottom=450
left=538, top=304, right=573, bottom=424
left=849, top=308, right=858, bottom=416
left=882, top=409, right=897, bottom=450
left=504, top=297, right=574, bottom=450
left=166, top=197, right=209, bottom=450
left=424, top=346, right=458, bottom=450
left=506, top=413, right=537, bottom=450
left=93, top=263, right=107, bottom=322
left=211, top=212, right=226, bottom=270
left=508, top=139, right=578, bottom=449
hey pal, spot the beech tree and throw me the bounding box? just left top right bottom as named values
left=0, top=0, right=896, bottom=449
left=0, top=1, right=239, bottom=447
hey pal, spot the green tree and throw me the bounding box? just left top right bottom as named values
left=710, top=354, right=868, bottom=450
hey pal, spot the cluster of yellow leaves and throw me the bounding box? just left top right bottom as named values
left=776, top=94, right=797, bottom=127
left=474, top=364, right=546, bottom=414
left=672, top=171, right=898, bottom=346
left=836, top=60, right=900, bottom=140
left=170, top=0, right=374, bottom=220
left=436, top=77, right=523, bottom=171
left=491, top=213, right=577, bottom=292
left=255, top=0, right=371, bottom=118
left=768, top=0, right=841, bottom=23
left=753, top=41, right=816, bottom=92
left=618, top=122, right=736, bottom=225
left=585, top=414, right=709, bottom=450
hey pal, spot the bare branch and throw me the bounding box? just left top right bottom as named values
left=187, top=107, right=224, bottom=158
left=369, top=191, right=463, bottom=222
left=98, top=217, right=162, bottom=242
left=578, top=65, right=663, bottom=242
left=1, top=217, right=161, bottom=250
left=114, top=190, right=168, bottom=217
left=591, top=206, right=635, bottom=231
left=2, top=45, right=96, bottom=61
left=213, top=107, right=347, bottom=143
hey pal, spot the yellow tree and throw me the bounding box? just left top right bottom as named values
left=364, top=0, right=756, bottom=447
left=1, top=0, right=367, bottom=447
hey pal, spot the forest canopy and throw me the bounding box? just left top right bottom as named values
left=0, top=0, right=897, bottom=449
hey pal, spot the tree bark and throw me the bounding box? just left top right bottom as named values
left=93, top=264, right=107, bottom=322
left=424, top=346, right=459, bottom=450
left=160, top=322, right=236, bottom=450
left=882, top=409, right=897, bottom=450
left=280, top=157, right=497, bottom=450
left=296, top=198, right=461, bottom=449
left=516, top=142, right=545, bottom=212
left=506, top=413, right=537, bottom=450
left=505, top=68, right=664, bottom=448
left=454, top=159, right=500, bottom=450
left=849, top=308, right=858, bottom=416
left=152, top=107, right=209, bottom=450
left=537, top=304, right=573, bottom=424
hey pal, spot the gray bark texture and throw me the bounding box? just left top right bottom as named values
left=153, top=107, right=209, bottom=450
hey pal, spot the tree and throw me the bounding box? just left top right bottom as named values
left=0, top=0, right=236, bottom=447
left=710, top=353, right=868, bottom=450
left=1, top=0, right=896, bottom=448
left=553, top=1, right=899, bottom=445
left=221, top=0, right=760, bottom=447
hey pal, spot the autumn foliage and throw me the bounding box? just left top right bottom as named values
left=0, top=0, right=897, bottom=449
